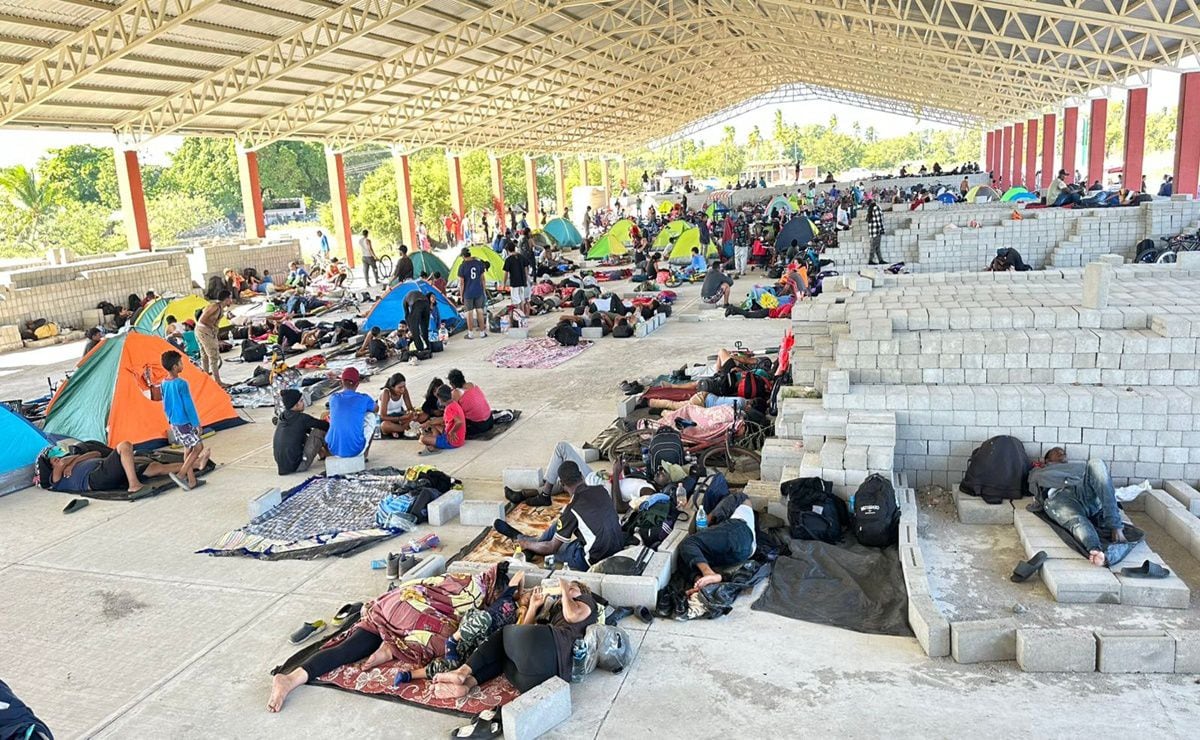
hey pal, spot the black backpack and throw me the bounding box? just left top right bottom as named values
left=646, top=427, right=685, bottom=472
left=960, top=435, right=1030, bottom=504
left=549, top=321, right=579, bottom=346
left=781, top=476, right=846, bottom=543
left=851, top=474, right=899, bottom=547
left=241, top=340, right=267, bottom=363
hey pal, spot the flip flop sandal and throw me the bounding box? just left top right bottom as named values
left=1010, top=551, right=1048, bottom=582
left=331, top=602, right=363, bottom=627
left=635, top=606, right=655, bottom=625
left=449, top=710, right=502, bottom=739
left=168, top=473, right=192, bottom=491
left=417, top=448, right=442, bottom=456
left=63, top=498, right=89, bottom=515
left=289, top=619, right=327, bottom=644
left=1121, top=560, right=1170, bottom=578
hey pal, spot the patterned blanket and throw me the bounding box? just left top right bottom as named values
left=487, top=337, right=591, bottom=369
left=456, top=494, right=571, bottom=564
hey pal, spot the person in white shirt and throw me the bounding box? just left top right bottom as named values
left=358, top=229, right=380, bottom=286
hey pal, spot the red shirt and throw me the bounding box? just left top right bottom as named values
left=443, top=401, right=466, bottom=447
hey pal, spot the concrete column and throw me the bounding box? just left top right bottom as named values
left=489, top=153, right=506, bottom=232
left=447, top=152, right=465, bottom=225
left=1123, top=87, right=1149, bottom=193
left=1063, top=106, right=1079, bottom=183
left=1088, top=98, right=1108, bottom=187
left=577, top=155, right=589, bottom=186
left=985, top=131, right=995, bottom=177
left=553, top=156, right=567, bottom=215
left=1012, top=120, right=1025, bottom=187
left=114, top=149, right=151, bottom=251
left=1025, top=118, right=1038, bottom=189
left=1000, top=126, right=1013, bottom=189
left=1040, top=113, right=1057, bottom=191
left=524, top=155, right=540, bottom=229
left=390, top=146, right=418, bottom=249
left=236, top=146, right=266, bottom=240
left=1174, top=72, right=1200, bottom=197
left=599, top=157, right=611, bottom=204
left=324, top=148, right=355, bottom=268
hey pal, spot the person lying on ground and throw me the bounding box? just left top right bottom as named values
left=417, top=385, right=465, bottom=455
left=268, top=566, right=507, bottom=713
left=514, top=441, right=657, bottom=512
left=679, top=492, right=756, bottom=595
left=378, top=372, right=423, bottom=438
left=397, top=568, right=524, bottom=685
left=431, top=578, right=597, bottom=697
left=492, top=461, right=623, bottom=571
left=36, top=441, right=187, bottom=494
left=646, top=387, right=747, bottom=412
left=273, top=388, right=329, bottom=475
left=325, top=367, right=379, bottom=461
left=700, top=260, right=734, bottom=307
left=448, top=368, right=493, bottom=438
left=1028, top=447, right=1127, bottom=566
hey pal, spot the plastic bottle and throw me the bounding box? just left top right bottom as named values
left=512, top=546, right=525, bottom=562
left=570, top=639, right=589, bottom=683
left=438, top=322, right=449, bottom=343
left=695, top=504, right=708, bottom=529
left=499, top=315, right=510, bottom=332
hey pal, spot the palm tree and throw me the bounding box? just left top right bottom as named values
left=0, top=164, right=56, bottom=242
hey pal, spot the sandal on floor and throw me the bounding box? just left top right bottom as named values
left=332, top=602, right=362, bottom=627
left=417, top=448, right=442, bottom=456
left=1011, top=551, right=1048, bottom=582
left=1121, top=560, right=1170, bottom=579
left=289, top=619, right=327, bottom=644
left=63, top=498, right=89, bottom=515
left=449, top=710, right=502, bottom=739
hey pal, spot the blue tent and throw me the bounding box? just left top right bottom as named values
left=363, top=280, right=465, bottom=334
left=0, top=405, right=51, bottom=495
left=774, top=216, right=818, bottom=253
left=936, top=192, right=957, bottom=204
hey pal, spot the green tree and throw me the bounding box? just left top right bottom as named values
left=259, top=141, right=331, bottom=202
left=41, top=201, right=124, bottom=255
left=147, top=192, right=221, bottom=244
left=0, top=165, right=57, bottom=241
left=160, top=138, right=240, bottom=217
left=38, top=144, right=119, bottom=209
left=347, top=162, right=403, bottom=247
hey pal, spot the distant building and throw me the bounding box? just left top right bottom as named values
left=740, top=159, right=817, bottom=186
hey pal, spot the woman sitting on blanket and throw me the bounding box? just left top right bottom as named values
left=267, top=564, right=507, bottom=713
left=378, top=372, right=424, bottom=438
left=448, top=368, right=494, bottom=438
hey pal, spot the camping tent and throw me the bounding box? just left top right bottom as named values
left=132, top=296, right=169, bottom=333
left=606, top=218, right=637, bottom=246
left=775, top=217, right=819, bottom=253
left=0, top=405, right=51, bottom=495
left=543, top=218, right=583, bottom=248
left=705, top=202, right=729, bottom=220
left=408, top=251, right=451, bottom=280
left=43, top=330, right=241, bottom=448
left=652, top=220, right=691, bottom=249
left=1001, top=187, right=1037, bottom=202
left=965, top=185, right=1000, bottom=203
left=657, top=200, right=676, bottom=214
left=587, top=233, right=626, bottom=259
left=936, top=192, right=957, bottom=204
left=449, top=246, right=506, bottom=284
left=363, top=279, right=465, bottom=334
left=767, top=195, right=793, bottom=216
left=530, top=231, right=553, bottom=250
left=146, top=294, right=231, bottom=335
left=665, top=226, right=716, bottom=262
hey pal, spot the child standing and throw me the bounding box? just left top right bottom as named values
left=159, top=350, right=208, bottom=490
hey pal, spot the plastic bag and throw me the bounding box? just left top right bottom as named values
left=571, top=623, right=633, bottom=682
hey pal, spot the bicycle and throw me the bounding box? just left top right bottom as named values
left=1135, top=230, right=1200, bottom=263
left=608, top=410, right=763, bottom=488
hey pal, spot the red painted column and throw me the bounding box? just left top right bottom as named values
left=1040, top=113, right=1057, bottom=191
left=1088, top=98, right=1108, bottom=188
left=1123, top=87, right=1149, bottom=193
left=1025, top=118, right=1038, bottom=189
left=114, top=149, right=151, bottom=250
left=391, top=147, right=418, bottom=249
left=985, top=131, right=995, bottom=177
left=489, top=154, right=506, bottom=232
left=324, top=148, right=355, bottom=268
left=1012, top=121, right=1025, bottom=187
left=1063, top=106, right=1079, bottom=183
left=1173, top=72, right=1200, bottom=197
left=236, top=147, right=266, bottom=240
left=1000, top=125, right=1013, bottom=189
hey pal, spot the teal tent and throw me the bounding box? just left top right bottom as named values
left=543, top=218, right=583, bottom=248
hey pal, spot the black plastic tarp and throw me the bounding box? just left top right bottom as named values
left=751, top=538, right=913, bottom=636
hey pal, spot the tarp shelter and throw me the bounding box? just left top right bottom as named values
left=1001, top=186, right=1037, bottom=202
left=43, top=330, right=241, bottom=448
left=542, top=218, right=582, bottom=248
left=767, top=195, right=793, bottom=216
left=449, top=246, right=506, bottom=284
left=148, top=294, right=230, bottom=335
left=133, top=296, right=169, bottom=333
left=409, top=251, right=451, bottom=280
left=965, top=185, right=1000, bottom=203
left=775, top=217, right=819, bottom=253
left=363, top=280, right=465, bottom=334
left=652, top=220, right=691, bottom=250
left=0, top=405, right=51, bottom=495
left=936, top=192, right=957, bottom=204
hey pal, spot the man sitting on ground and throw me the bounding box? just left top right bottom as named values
left=1028, top=447, right=1132, bottom=566
left=509, top=440, right=657, bottom=514
left=493, top=461, right=623, bottom=571
left=678, top=492, right=756, bottom=594
left=324, top=367, right=378, bottom=462
left=273, top=388, right=329, bottom=475
left=37, top=441, right=190, bottom=495
left=700, top=260, right=734, bottom=307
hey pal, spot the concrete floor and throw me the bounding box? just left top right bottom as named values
left=3, top=280, right=1200, bottom=739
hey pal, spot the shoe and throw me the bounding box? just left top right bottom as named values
left=398, top=554, right=418, bottom=575
left=524, top=491, right=552, bottom=508
left=634, top=605, right=655, bottom=624
left=386, top=552, right=401, bottom=579
left=331, top=602, right=362, bottom=627
left=289, top=619, right=326, bottom=644
left=504, top=486, right=527, bottom=505
left=492, top=519, right=522, bottom=539
left=63, top=498, right=89, bottom=514
left=169, top=472, right=192, bottom=491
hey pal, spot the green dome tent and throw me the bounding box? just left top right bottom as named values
left=652, top=220, right=690, bottom=250
left=767, top=195, right=793, bottom=216
left=587, top=219, right=638, bottom=258
left=409, top=251, right=451, bottom=280
left=449, top=246, right=506, bottom=284
left=665, top=226, right=716, bottom=263
left=1000, top=186, right=1031, bottom=202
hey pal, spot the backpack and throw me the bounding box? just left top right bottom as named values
left=781, top=476, right=846, bottom=543
left=735, top=372, right=769, bottom=400
left=622, top=500, right=675, bottom=548
left=646, top=427, right=685, bottom=472
left=960, top=435, right=1030, bottom=504
left=241, top=340, right=267, bottom=363
left=852, top=474, right=899, bottom=547
left=549, top=322, right=579, bottom=346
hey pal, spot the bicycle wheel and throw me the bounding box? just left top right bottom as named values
left=699, top=445, right=761, bottom=488
left=1156, top=250, right=1177, bottom=264
left=377, top=254, right=394, bottom=275
left=609, top=428, right=655, bottom=462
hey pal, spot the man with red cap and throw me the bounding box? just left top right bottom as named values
left=325, top=367, right=379, bottom=460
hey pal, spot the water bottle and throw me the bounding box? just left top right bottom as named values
left=438, top=322, right=449, bottom=343
left=544, top=554, right=555, bottom=570
left=499, top=315, right=510, bottom=332
left=512, top=546, right=525, bottom=563
left=571, top=639, right=589, bottom=683
left=695, top=504, right=707, bottom=529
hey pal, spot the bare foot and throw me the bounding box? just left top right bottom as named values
left=267, top=669, right=307, bottom=712
left=1088, top=550, right=1107, bottom=567
left=434, top=668, right=470, bottom=684
left=433, top=676, right=477, bottom=699
left=360, top=641, right=396, bottom=670
left=687, top=573, right=723, bottom=596
left=127, top=483, right=144, bottom=494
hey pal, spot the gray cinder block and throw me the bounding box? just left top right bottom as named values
left=1016, top=628, right=1097, bottom=673
left=248, top=487, right=281, bottom=519
left=404, top=554, right=447, bottom=581
left=1041, top=559, right=1121, bottom=604
left=503, top=467, right=544, bottom=491
left=908, top=594, right=950, bottom=657
left=954, top=491, right=1014, bottom=525
left=1096, top=630, right=1176, bottom=673
left=502, top=677, right=572, bottom=740
left=460, top=499, right=507, bottom=526
left=600, top=574, right=658, bottom=608
left=1163, top=480, right=1200, bottom=516
left=580, top=327, right=604, bottom=339
left=1173, top=630, right=1200, bottom=673
left=951, top=618, right=1017, bottom=664
left=427, top=490, right=464, bottom=526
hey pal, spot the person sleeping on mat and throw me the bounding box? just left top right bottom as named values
left=35, top=441, right=196, bottom=494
